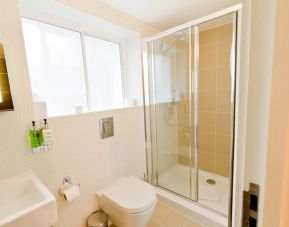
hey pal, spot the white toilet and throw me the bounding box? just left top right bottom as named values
left=96, top=176, right=157, bottom=227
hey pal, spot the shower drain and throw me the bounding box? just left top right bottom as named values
left=206, top=179, right=216, bottom=185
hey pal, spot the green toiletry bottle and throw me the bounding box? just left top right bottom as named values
left=29, top=121, right=40, bottom=148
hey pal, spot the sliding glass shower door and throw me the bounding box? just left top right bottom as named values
left=147, top=27, right=196, bottom=200
left=197, top=14, right=236, bottom=214
left=144, top=12, right=237, bottom=216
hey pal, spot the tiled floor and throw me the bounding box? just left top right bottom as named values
left=147, top=202, right=205, bottom=227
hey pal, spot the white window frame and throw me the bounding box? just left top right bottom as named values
left=80, top=33, right=125, bottom=110
left=21, top=14, right=126, bottom=116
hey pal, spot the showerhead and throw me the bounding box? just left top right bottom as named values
left=160, top=43, right=172, bottom=52
left=160, top=31, right=187, bottom=52
left=173, top=31, right=186, bottom=40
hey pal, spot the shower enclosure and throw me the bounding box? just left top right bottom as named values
left=143, top=6, right=240, bottom=220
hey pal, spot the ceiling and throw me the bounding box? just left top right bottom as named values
left=19, top=0, right=139, bottom=40
left=96, top=0, right=241, bottom=30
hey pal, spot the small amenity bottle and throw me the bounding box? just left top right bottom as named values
left=40, top=118, right=52, bottom=150
left=29, top=121, right=40, bottom=148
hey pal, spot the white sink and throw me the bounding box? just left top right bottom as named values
left=0, top=171, right=57, bottom=227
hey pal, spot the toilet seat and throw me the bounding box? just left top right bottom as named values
left=101, top=176, right=157, bottom=214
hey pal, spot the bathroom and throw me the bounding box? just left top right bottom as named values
left=0, top=0, right=288, bottom=227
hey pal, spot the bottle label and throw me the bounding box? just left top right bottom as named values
left=42, top=129, right=52, bottom=143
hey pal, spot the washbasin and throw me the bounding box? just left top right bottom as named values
left=0, top=171, right=57, bottom=227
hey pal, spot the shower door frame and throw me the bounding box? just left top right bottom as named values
left=142, top=3, right=242, bottom=225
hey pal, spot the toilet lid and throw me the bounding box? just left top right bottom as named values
left=102, top=176, right=157, bottom=214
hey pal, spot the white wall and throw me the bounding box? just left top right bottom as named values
left=0, top=1, right=146, bottom=227
left=241, top=1, right=289, bottom=226
left=232, top=3, right=250, bottom=226
left=244, top=0, right=277, bottom=225
left=234, top=0, right=280, bottom=226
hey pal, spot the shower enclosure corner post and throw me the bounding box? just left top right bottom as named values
left=229, top=10, right=240, bottom=227
left=188, top=26, right=193, bottom=200
left=193, top=25, right=200, bottom=202
left=141, top=40, right=151, bottom=183
left=142, top=39, right=158, bottom=186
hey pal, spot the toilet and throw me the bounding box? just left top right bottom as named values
left=96, top=176, right=157, bottom=227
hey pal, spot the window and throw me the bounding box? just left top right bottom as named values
left=22, top=18, right=124, bottom=118
left=22, top=18, right=88, bottom=117
left=83, top=35, right=123, bottom=111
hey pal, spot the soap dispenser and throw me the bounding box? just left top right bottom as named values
left=40, top=118, right=52, bottom=150
left=29, top=121, right=40, bottom=148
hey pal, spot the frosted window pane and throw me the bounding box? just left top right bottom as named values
left=22, top=18, right=88, bottom=117
left=154, top=54, right=172, bottom=103
left=83, top=35, right=123, bottom=111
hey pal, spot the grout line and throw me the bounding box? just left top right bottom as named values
left=199, top=150, right=230, bottom=158
left=199, top=110, right=232, bottom=114
left=199, top=131, right=231, bottom=136
left=199, top=65, right=230, bottom=70
left=199, top=88, right=232, bottom=92
left=199, top=38, right=232, bottom=47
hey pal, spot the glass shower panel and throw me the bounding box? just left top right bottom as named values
left=149, top=28, right=195, bottom=199
left=144, top=8, right=240, bottom=220
left=197, top=13, right=235, bottom=215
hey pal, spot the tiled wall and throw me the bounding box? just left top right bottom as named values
left=175, top=37, right=192, bottom=166
left=150, top=35, right=186, bottom=176
left=0, top=1, right=146, bottom=227
left=153, top=103, right=179, bottom=175
left=178, top=23, right=233, bottom=177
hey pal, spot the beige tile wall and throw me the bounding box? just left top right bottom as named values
left=153, top=103, right=179, bottom=175
left=150, top=35, right=186, bottom=176
left=178, top=23, right=233, bottom=177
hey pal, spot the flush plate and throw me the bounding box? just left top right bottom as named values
left=100, top=117, right=114, bottom=139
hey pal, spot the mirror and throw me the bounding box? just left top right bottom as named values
left=0, top=33, right=14, bottom=111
